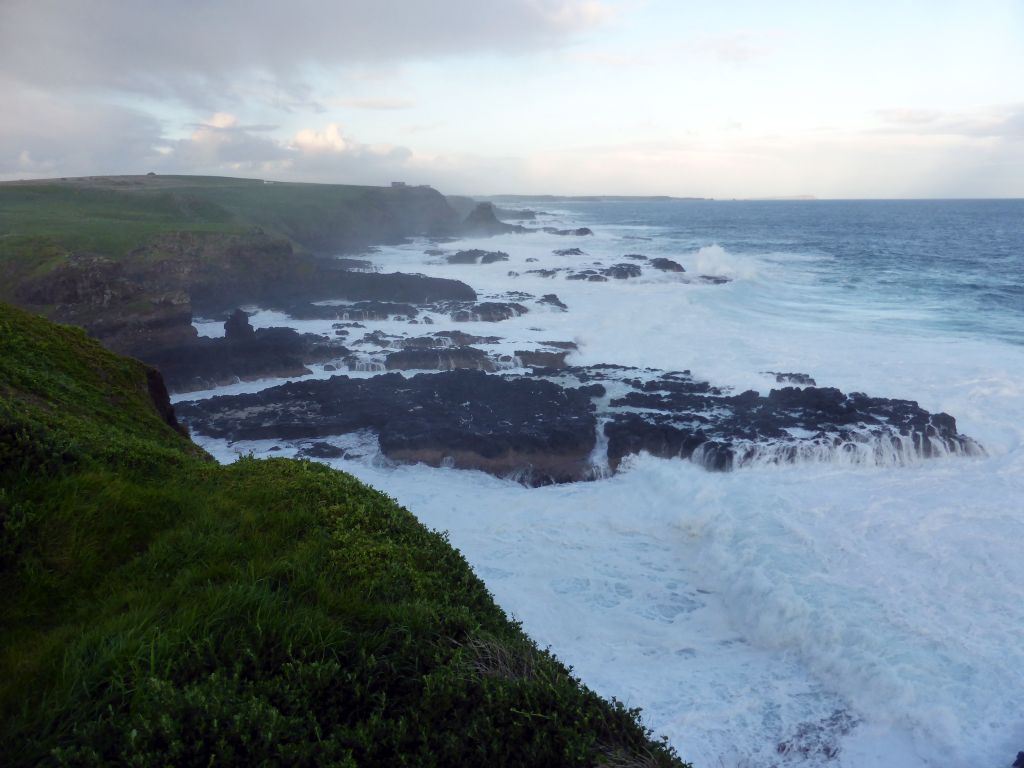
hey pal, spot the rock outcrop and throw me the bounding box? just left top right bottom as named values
left=447, top=249, right=510, bottom=264
left=385, top=346, right=495, bottom=372
left=178, top=370, right=600, bottom=485
left=602, top=374, right=983, bottom=471
left=649, top=258, right=685, bottom=272
left=460, top=203, right=528, bottom=237
left=12, top=232, right=476, bottom=358
left=450, top=302, right=528, bottom=322
left=145, top=310, right=349, bottom=393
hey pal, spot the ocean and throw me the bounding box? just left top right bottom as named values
left=180, top=199, right=1024, bottom=767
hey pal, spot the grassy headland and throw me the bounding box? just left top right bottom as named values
left=0, top=174, right=453, bottom=269
left=0, top=302, right=687, bottom=766
left=0, top=175, right=468, bottom=356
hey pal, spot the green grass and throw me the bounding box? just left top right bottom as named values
left=0, top=175, right=382, bottom=263
left=0, top=303, right=688, bottom=767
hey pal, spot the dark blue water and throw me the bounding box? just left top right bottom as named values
left=546, top=199, right=1024, bottom=345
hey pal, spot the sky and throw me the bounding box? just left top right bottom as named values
left=1, top=0, right=1022, bottom=197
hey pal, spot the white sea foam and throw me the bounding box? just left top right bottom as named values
left=186, top=204, right=1024, bottom=767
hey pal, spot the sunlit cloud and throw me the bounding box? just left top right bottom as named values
left=291, top=124, right=349, bottom=153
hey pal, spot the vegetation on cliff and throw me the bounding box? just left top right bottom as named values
left=0, top=174, right=455, bottom=269
left=0, top=303, right=687, bottom=767
left=0, top=175, right=472, bottom=356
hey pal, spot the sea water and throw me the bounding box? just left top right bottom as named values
left=183, top=199, right=1024, bottom=767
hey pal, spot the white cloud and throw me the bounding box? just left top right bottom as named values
left=207, top=113, right=238, bottom=129
left=338, top=98, right=416, bottom=111
left=874, top=104, right=1024, bottom=140
left=292, top=124, right=349, bottom=153
left=696, top=31, right=777, bottom=64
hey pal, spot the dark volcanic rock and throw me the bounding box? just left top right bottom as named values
left=542, top=227, right=593, bottom=236
left=223, top=308, right=255, bottom=339
left=432, top=330, right=502, bottom=346
left=765, top=371, right=817, bottom=386
left=460, top=203, right=528, bottom=237
left=178, top=370, right=598, bottom=485
left=527, top=268, right=561, bottom=278
left=450, top=302, right=528, bottom=322
left=385, top=346, right=495, bottom=372
left=1013, top=751, right=1024, bottom=768
left=553, top=248, right=585, bottom=256
left=622, top=254, right=648, bottom=261
left=296, top=441, right=348, bottom=459
left=538, top=294, right=568, bottom=310
left=334, top=258, right=375, bottom=271
left=603, top=375, right=982, bottom=471
left=146, top=326, right=348, bottom=393
left=11, top=224, right=474, bottom=357
left=516, top=350, right=570, bottom=369
left=14, top=252, right=198, bottom=356
left=352, top=330, right=400, bottom=347
left=446, top=249, right=510, bottom=265
left=145, top=367, right=183, bottom=433
left=393, top=336, right=448, bottom=350
left=283, top=301, right=418, bottom=321
left=602, top=263, right=643, bottom=279
left=698, top=275, right=731, bottom=285
left=649, top=257, right=686, bottom=272
left=566, top=270, right=606, bottom=282
left=495, top=207, right=537, bottom=221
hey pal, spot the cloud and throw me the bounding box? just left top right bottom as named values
left=0, top=0, right=610, bottom=108
left=874, top=108, right=945, bottom=126
left=697, top=31, right=776, bottom=64
left=173, top=114, right=292, bottom=168
left=874, top=104, right=1024, bottom=140
left=0, top=79, right=167, bottom=178
left=338, top=98, right=416, bottom=111
left=291, top=124, right=350, bottom=153
left=570, top=51, right=651, bottom=67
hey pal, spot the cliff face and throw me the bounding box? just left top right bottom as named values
left=332, top=184, right=459, bottom=249
left=0, top=302, right=688, bottom=768
left=0, top=176, right=468, bottom=356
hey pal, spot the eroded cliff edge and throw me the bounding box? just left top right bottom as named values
left=0, top=175, right=472, bottom=356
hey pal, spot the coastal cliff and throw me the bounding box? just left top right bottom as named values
left=0, top=175, right=469, bottom=355
left=0, top=302, right=687, bottom=767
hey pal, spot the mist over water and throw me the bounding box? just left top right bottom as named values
left=185, top=199, right=1024, bottom=767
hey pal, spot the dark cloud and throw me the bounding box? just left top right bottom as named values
left=0, top=0, right=608, bottom=106
left=0, top=81, right=167, bottom=177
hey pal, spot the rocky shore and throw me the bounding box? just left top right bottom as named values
left=1, top=175, right=985, bottom=486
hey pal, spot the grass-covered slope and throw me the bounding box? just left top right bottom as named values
left=0, top=175, right=469, bottom=357
left=0, top=174, right=454, bottom=255
left=0, top=174, right=456, bottom=295
left=0, top=303, right=687, bottom=767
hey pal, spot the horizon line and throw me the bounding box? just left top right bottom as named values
left=1, top=173, right=1021, bottom=202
